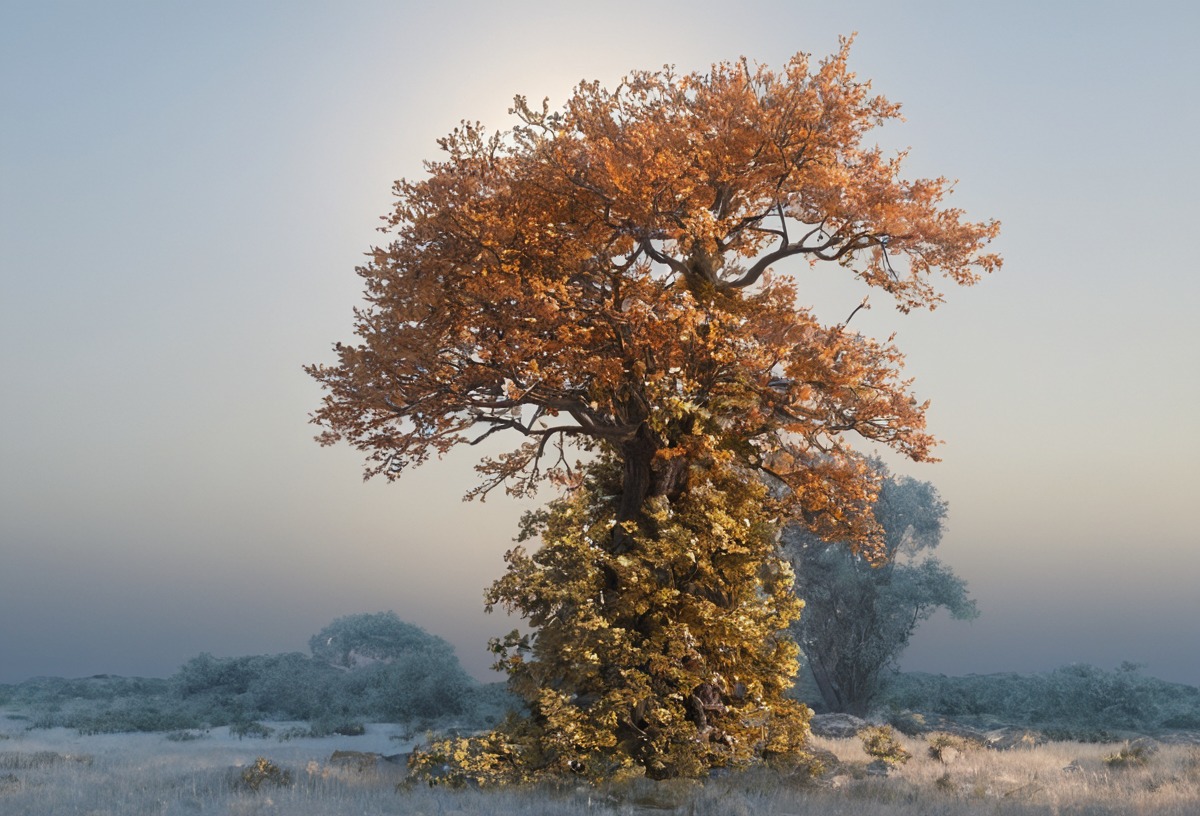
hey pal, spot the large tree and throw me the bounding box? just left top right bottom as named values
left=309, top=41, right=999, bottom=780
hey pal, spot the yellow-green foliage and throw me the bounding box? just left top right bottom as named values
left=1105, top=741, right=1155, bottom=769
left=926, top=731, right=981, bottom=760
left=409, top=453, right=812, bottom=784
left=238, top=757, right=292, bottom=791
left=858, top=725, right=911, bottom=765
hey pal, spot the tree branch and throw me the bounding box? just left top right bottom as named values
left=640, top=239, right=689, bottom=278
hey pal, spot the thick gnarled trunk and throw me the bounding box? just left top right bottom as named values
left=613, top=435, right=654, bottom=554
left=613, top=427, right=692, bottom=554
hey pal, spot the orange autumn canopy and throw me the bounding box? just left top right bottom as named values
left=308, top=40, right=1000, bottom=557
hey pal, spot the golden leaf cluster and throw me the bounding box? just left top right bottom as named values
left=412, top=455, right=812, bottom=783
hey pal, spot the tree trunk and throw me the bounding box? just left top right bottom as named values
left=612, top=426, right=692, bottom=554
left=808, top=656, right=845, bottom=713
left=613, top=432, right=655, bottom=554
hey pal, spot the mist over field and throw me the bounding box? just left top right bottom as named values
left=6, top=608, right=1199, bottom=739
left=2, top=14, right=1198, bottom=816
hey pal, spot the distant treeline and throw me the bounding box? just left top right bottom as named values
left=0, top=612, right=515, bottom=735
left=2, top=615, right=1197, bottom=739
left=883, top=664, right=1200, bottom=736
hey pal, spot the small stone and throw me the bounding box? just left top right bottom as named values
left=865, top=759, right=892, bottom=777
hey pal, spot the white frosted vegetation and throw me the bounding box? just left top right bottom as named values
left=0, top=715, right=416, bottom=815
left=3, top=712, right=1198, bottom=815
left=0, top=614, right=513, bottom=736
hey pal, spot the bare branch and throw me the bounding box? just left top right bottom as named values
left=640, top=239, right=689, bottom=278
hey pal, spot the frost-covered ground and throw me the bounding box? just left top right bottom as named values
left=3, top=709, right=1200, bottom=815
left=0, top=712, right=418, bottom=763
left=0, top=710, right=422, bottom=815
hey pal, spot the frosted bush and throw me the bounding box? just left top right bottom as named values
left=236, top=756, right=292, bottom=791
left=859, top=725, right=911, bottom=765
left=884, top=663, right=1200, bottom=734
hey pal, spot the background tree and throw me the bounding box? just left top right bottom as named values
left=784, top=462, right=979, bottom=716
left=309, top=611, right=454, bottom=668
left=309, top=41, right=999, bottom=780
left=309, top=611, right=474, bottom=720
left=170, top=613, right=476, bottom=724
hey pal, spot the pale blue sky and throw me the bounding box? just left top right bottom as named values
left=2, top=1, right=1197, bottom=685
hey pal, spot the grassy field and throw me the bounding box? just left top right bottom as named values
left=2, top=711, right=1198, bottom=815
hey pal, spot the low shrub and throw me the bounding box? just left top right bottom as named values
left=6, top=614, right=503, bottom=735
left=237, top=757, right=292, bottom=791
left=1105, top=740, right=1158, bottom=768
left=71, top=705, right=201, bottom=735
left=1041, top=726, right=1123, bottom=744
left=927, top=731, right=980, bottom=762
left=274, top=725, right=313, bottom=741
left=229, top=721, right=273, bottom=740
left=883, top=664, right=1200, bottom=733
left=307, top=720, right=366, bottom=738
left=858, top=725, right=911, bottom=765
left=164, top=729, right=208, bottom=742
left=0, top=752, right=92, bottom=769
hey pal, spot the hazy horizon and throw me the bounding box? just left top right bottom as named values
left=2, top=1, right=1197, bottom=688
